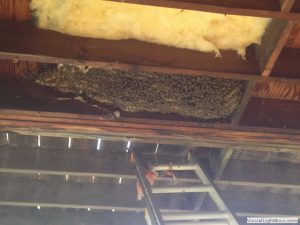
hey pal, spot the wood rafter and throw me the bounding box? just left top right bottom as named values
left=110, top=0, right=300, bottom=20
left=1, top=109, right=300, bottom=151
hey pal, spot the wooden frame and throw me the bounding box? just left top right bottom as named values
left=1, top=109, right=300, bottom=152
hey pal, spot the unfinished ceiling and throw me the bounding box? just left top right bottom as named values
left=0, top=0, right=300, bottom=225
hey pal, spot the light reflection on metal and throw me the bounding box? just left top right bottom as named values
left=68, top=137, right=72, bottom=149
left=38, top=135, right=41, bottom=147
left=155, top=144, right=159, bottom=154
left=97, top=138, right=101, bottom=150
left=118, top=177, right=123, bottom=184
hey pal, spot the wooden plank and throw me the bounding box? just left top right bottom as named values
left=219, top=190, right=300, bottom=216
left=0, top=21, right=259, bottom=79
left=1, top=0, right=300, bottom=21
left=279, top=0, right=296, bottom=12
left=257, top=19, right=295, bottom=77
left=0, top=110, right=300, bottom=151
left=253, top=80, right=300, bottom=101
left=231, top=80, right=257, bottom=125
left=271, top=47, right=300, bottom=79
left=0, top=59, right=38, bottom=79
left=240, top=97, right=300, bottom=129
left=0, top=207, right=147, bottom=225
left=0, top=0, right=30, bottom=21
left=255, top=0, right=295, bottom=77
left=1, top=174, right=300, bottom=217
left=0, top=174, right=194, bottom=211
left=212, top=149, right=234, bottom=180
left=222, top=159, right=300, bottom=185
left=286, top=21, right=300, bottom=48
left=0, top=146, right=135, bottom=176
left=2, top=21, right=300, bottom=84
left=1, top=146, right=300, bottom=191
left=108, top=0, right=300, bottom=20
left=1, top=109, right=300, bottom=151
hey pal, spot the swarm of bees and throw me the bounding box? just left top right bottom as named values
left=34, top=64, right=246, bottom=120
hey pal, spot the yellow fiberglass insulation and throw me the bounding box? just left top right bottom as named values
left=31, top=0, right=271, bottom=57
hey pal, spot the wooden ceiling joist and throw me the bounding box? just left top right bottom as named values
left=1, top=21, right=300, bottom=84
left=109, top=0, right=300, bottom=20
left=1, top=145, right=299, bottom=191
left=1, top=109, right=300, bottom=151
left=0, top=174, right=299, bottom=218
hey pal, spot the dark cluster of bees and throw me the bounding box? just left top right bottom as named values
left=34, top=64, right=246, bottom=120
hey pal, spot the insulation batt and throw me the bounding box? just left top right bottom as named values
left=31, top=0, right=271, bottom=57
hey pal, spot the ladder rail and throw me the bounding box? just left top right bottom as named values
left=193, top=165, right=239, bottom=225
left=133, top=150, right=165, bottom=225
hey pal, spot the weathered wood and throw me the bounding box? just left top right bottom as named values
left=0, top=59, right=38, bottom=79
left=1, top=109, right=300, bottom=152
left=253, top=80, right=300, bottom=101
left=279, top=0, right=296, bottom=12
left=222, top=159, right=300, bottom=185
left=212, top=149, right=234, bottom=180
left=240, top=97, right=300, bottom=129
left=0, top=146, right=135, bottom=176
left=1, top=174, right=300, bottom=217
left=0, top=207, right=147, bottom=225
left=219, top=190, right=300, bottom=216
left=1, top=146, right=300, bottom=191
left=2, top=0, right=300, bottom=21
left=231, top=80, right=257, bottom=125
left=271, top=47, right=300, bottom=79
left=257, top=19, right=295, bottom=77
left=109, top=0, right=300, bottom=20
left=0, top=0, right=30, bottom=21
left=286, top=21, right=300, bottom=48
left=0, top=21, right=259, bottom=78
left=2, top=21, right=300, bottom=85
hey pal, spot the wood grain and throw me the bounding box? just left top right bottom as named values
left=0, top=59, right=37, bottom=79
left=1, top=109, right=300, bottom=152
left=286, top=21, right=300, bottom=48
left=254, top=80, right=300, bottom=101
left=0, top=0, right=30, bottom=21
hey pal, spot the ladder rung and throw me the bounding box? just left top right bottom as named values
left=153, top=164, right=197, bottom=171
left=162, top=212, right=230, bottom=221
left=152, top=185, right=211, bottom=193
left=165, top=221, right=228, bottom=225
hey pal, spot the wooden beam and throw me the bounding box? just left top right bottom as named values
left=109, top=0, right=300, bottom=20
left=271, top=47, right=300, bottom=79
left=231, top=80, right=257, bottom=125
left=222, top=159, right=300, bottom=186
left=212, top=149, right=234, bottom=180
left=0, top=21, right=259, bottom=79
left=2, top=21, right=300, bottom=84
left=257, top=19, right=295, bottom=77
left=240, top=97, right=300, bottom=129
left=1, top=174, right=300, bottom=217
left=279, top=0, right=296, bottom=12
left=256, top=0, right=296, bottom=77
left=253, top=80, right=300, bottom=101
left=219, top=190, right=300, bottom=216
left=1, top=146, right=300, bottom=192
left=1, top=110, right=300, bottom=151
left=0, top=207, right=147, bottom=225
left=0, top=0, right=31, bottom=21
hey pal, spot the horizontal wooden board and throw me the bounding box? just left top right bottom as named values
left=1, top=109, right=300, bottom=152
left=0, top=21, right=259, bottom=76
left=0, top=0, right=30, bottom=21
left=271, top=47, right=300, bottom=79
left=253, top=80, right=300, bottom=101
left=240, top=97, right=300, bottom=129
left=286, top=21, right=300, bottom=48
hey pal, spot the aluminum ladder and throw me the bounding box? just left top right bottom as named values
left=133, top=151, right=239, bottom=225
